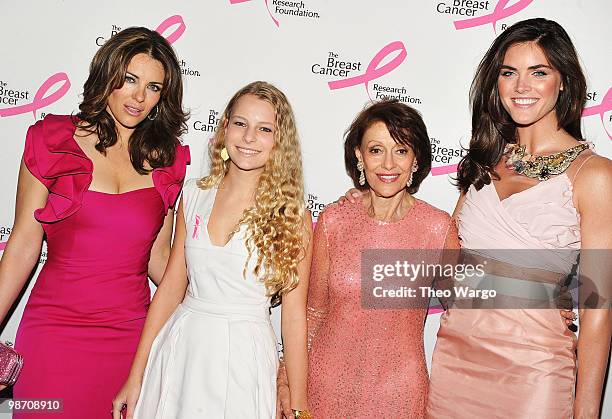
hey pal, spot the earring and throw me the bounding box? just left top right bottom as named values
left=357, top=160, right=366, bottom=186
left=147, top=105, right=158, bottom=121
left=407, top=160, right=418, bottom=187
left=220, top=146, right=229, bottom=162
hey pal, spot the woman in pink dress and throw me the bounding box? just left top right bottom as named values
left=427, top=18, right=612, bottom=418
left=0, top=28, right=189, bottom=418
left=279, top=100, right=459, bottom=418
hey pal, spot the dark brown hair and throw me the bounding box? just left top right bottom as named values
left=344, top=99, right=432, bottom=194
left=457, top=18, right=587, bottom=193
left=77, top=27, right=188, bottom=174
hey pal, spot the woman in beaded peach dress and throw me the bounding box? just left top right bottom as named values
left=305, top=100, right=459, bottom=418
left=427, top=19, right=612, bottom=418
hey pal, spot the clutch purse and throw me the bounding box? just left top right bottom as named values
left=0, top=341, right=23, bottom=386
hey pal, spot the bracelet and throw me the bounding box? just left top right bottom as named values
left=292, top=409, right=313, bottom=419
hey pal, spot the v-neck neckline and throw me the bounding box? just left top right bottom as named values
left=491, top=172, right=569, bottom=204
left=205, top=187, right=246, bottom=249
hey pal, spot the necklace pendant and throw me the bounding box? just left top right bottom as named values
left=538, top=167, right=550, bottom=181
left=512, top=160, right=525, bottom=173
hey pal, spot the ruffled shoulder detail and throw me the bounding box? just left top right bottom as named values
left=23, top=114, right=93, bottom=223
left=152, top=144, right=191, bottom=214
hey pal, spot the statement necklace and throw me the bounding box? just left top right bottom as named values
left=504, top=142, right=590, bottom=181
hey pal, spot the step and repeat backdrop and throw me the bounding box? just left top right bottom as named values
left=1, top=0, right=610, bottom=416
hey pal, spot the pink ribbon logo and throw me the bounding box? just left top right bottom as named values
left=0, top=241, right=6, bottom=251
left=328, top=41, right=407, bottom=100
left=454, top=0, right=534, bottom=33
left=193, top=214, right=202, bottom=239
left=582, top=87, right=612, bottom=140
left=229, top=0, right=279, bottom=27
left=155, top=15, right=186, bottom=44
left=0, top=72, right=71, bottom=119
left=431, top=164, right=459, bottom=176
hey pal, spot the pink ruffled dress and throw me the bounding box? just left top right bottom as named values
left=11, top=115, right=189, bottom=419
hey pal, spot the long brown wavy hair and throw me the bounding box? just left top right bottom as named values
left=199, top=81, right=307, bottom=297
left=77, top=27, right=188, bottom=174
left=457, top=18, right=587, bottom=193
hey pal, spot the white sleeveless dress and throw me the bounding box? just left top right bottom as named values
left=134, top=179, right=279, bottom=419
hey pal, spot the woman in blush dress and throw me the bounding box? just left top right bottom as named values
left=280, top=99, right=460, bottom=419
left=0, top=28, right=189, bottom=419
left=114, top=81, right=312, bottom=419
left=427, top=18, right=612, bottom=418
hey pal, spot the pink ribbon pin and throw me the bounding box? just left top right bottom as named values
left=454, top=0, right=534, bottom=33
left=328, top=41, right=407, bottom=100
left=0, top=72, right=71, bottom=119
left=582, top=87, right=612, bottom=140
left=193, top=215, right=202, bottom=239
left=155, top=15, right=186, bottom=44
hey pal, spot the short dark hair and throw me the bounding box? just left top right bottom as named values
left=344, top=99, right=432, bottom=194
left=77, top=27, right=188, bottom=174
left=458, top=18, right=587, bottom=193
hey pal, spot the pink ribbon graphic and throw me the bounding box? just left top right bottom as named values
left=229, top=0, right=279, bottom=27
left=431, top=164, right=459, bottom=176
left=454, top=0, right=534, bottom=32
left=582, top=87, right=612, bottom=140
left=328, top=41, right=407, bottom=100
left=193, top=215, right=202, bottom=239
left=0, top=72, right=71, bottom=119
left=155, top=15, right=186, bottom=44
left=0, top=241, right=6, bottom=251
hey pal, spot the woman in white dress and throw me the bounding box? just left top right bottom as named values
left=112, top=81, right=312, bottom=419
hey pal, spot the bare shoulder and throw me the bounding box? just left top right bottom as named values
left=573, top=154, right=612, bottom=209
left=73, top=125, right=97, bottom=150
left=574, top=154, right=612, bottom=185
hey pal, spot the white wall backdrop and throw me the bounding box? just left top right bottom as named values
left=1, top=0, right=610, bottom=417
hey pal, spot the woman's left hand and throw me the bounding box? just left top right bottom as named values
left=560, top=309, right=577, bottom=327
left=112, top=376, right=142, bottom=419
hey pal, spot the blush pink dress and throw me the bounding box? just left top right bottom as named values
left=307, top=199, right=458, bottom=419
left=12, top=115, right=189, bottom=419
left=427, top=160, right=594, bottom=418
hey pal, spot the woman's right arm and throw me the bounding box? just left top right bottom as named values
left=112, top=199, right=189, bottom=419
left=0, top=159, right=47, bottom=324
left=277, top=211, right=331, bottom=418
left=0, top=160, right=48, bottom=391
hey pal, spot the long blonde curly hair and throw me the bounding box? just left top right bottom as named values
left=198, top=81, right=306, bottom=297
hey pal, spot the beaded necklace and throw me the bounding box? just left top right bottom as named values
left=504, top=142, right=590, bottom=181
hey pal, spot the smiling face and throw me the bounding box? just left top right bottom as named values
left=223, top=94, right=276, bottom=173
left=355, top=120, right=416, bottom=198
left=106, top=53, right=165, bottom=131
left=497, top=41, right=563, bottom=128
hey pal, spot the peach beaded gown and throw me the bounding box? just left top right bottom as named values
left=307, top=199, right=458, bottom=419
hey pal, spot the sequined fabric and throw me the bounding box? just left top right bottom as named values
left=307, top=199, right=458, bottom=419
left=0, top=342, right=22, bottom=385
